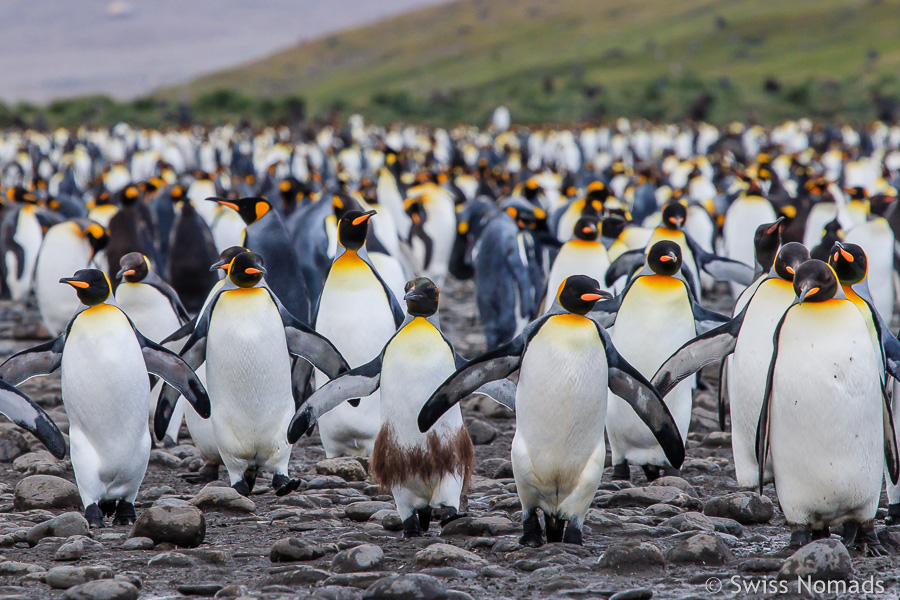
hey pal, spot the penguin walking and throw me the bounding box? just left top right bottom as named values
left=155, top=252, right=349, bottom=496
left=418, top=276, right=684, bottom=546
left=757, top=260, right=897, bottom=553
left=314, top=210, right=403, bottom=458
left=541, top=216, right=609, bottom=313
left=289, top=278, right=474, bottom=538
left=0, top=269, right=209, bottom=527
left=34, top=219, right=109, bottom=336
left=597, top=242, right=729, bottom=481
left=115, top=253, right=190, bottom=445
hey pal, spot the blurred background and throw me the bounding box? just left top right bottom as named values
left=4, top=0, right=900, bottom=126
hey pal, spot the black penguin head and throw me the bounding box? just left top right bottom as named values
left=404, top=277, right=439, bottom=317
left=793, top=259, right=838, bottom=304
left=209, top=197, right=271, bottom=225
left=828, top=241, right=868, bottom=285
left=572, top=217, right=599, bottom=241
left=119, top=184, right=141, bottom=206
left=338, top=210, right=376, bottom=251
left=227, top=252, right=266, bottom=288
left=60, top=269, right=111, bottom=306
left=601, top=215, right=629, bottom=240
left=773, top=242, right=810, bottom=281
left=210, top=246, right=251, bottom=272
left=74, top=219, right=109, bottom=253
left=557, top=275, right=612, bottom=315
left=116, top=252, right=150, bottom=283
left=647, top=241, right=682, bottom=276
left=661, top=201, right=687, bottom=230
left=169, top=185, right=187, bottom=204
left=753, top=217, right=784, bottom=272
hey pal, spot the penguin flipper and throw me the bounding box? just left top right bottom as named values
left=883, top=385, right=900, bottom=485
left=685, top=233, right=754, bottom=286
left=690, top=302, right=732, bottom=334
left=138, top=333, right=211, bottom=420
left=605, top=249, right=644, bottom=288
left=0, top=379, right=66, bottom=459
left=161, top=315, right=198, bottom=346
left=650, top=307, right=746, bottom=398
left=0, top=335, right=65, bottom=385
left=597, top=324, right=684, bottom=469
left=587, top=297, right=621, bottom=329
left=470, top=379, right=517, bottom=413
left=418, top=330, right=529, bottom=433
left=145, top=272, right=191, bottom=325
left=287, top=356, right=382, bottom=444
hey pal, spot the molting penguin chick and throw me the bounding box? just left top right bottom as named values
left=290, top=277, right=475, bottom=539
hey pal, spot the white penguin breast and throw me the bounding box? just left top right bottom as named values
left=116, top=283, right=182, bottom=344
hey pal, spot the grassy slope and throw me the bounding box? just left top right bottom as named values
left=166, top=0, right=900, bottom=123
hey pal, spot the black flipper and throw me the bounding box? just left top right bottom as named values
left=144, top=274, right=191, bottom=324
left=587, top=297, right=621, bottom=329
left=718, top=358, right=729, bottom=431
left=650, top=305, right=747, bottom=398
left=0, top=379, right=66, bottom=459
left=470, top=379, right=517, bottom=413
left=605, top=249, right=645, bottom=288
left=755, top=303, right=794, bottom=494
left=161, top=315, right=198, bottom=346
left=684, top=233, right=755, bottom=286
left=134, top=328, right=210, bottom=419
left=883, top=384, right=900, bottom=485
left=691, top=302, right=732, bottom=334
left=287, top=355, right=382, bottom=443
left=596, top=322, right=685, bottom=468
left=154, top=316, right=210, bottom=440
left=268, top=289, right=350, bottom=379
left=0, top=335, right=65, bottom=385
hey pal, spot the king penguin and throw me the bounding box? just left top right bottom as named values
left=289, top=277, right=475, bottom=538
left=418, top=275, right=684, bottom=547
left=168, top=189, right=219, bottom=314
left=541, top=216, right=610, bottom=313
left=0, top=269, right=209, bottom=527
left=2, top=188, right=46, bottom=303
left=314, top=210, right=404, bottom=458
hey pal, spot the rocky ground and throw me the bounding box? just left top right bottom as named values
left=0, top=280, right=896, bottom=600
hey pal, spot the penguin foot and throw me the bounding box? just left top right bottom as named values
left=853, top=522, right=887, bottom=557
left=232, top=479, right=252, bottom=497
left=811, top=525, right=830, bottom=541
left=98, top=499, right=117, bottom=518
left=611, top=462, right=631, bottom=481
left=841, top=521, right=858, bottom=546
left=661, top=466, right=681, bottom=478
left=183, top=463, right=220, bottom=484
left=640, top=464, right=662, bottom=482
left=85, top=504, right=105, bottom=528
left=439, top=506, right=465, bottom=527
left=162, top=436, right=177, bottom=449
left=272, top=474, right=302, bottom=497
left=113, top=501, right=137, bottom=526
left=545, top=514, right=565, bottom=544
left=562, top=523, right=583, bottom=546
left=519, top=511, right=544, bottom=547
left=885, top=503, right=900, bottom=525
left=401, top=514, right=423, bottom=539
left=417, top=507, right=433, bottom=532
left=789, top=527, right=811, bottom=548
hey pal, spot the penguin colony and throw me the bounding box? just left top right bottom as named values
left=0, top=118, right=899, bottom=557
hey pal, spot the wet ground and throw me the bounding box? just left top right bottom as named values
left=0, top=280, right=896, bottom=599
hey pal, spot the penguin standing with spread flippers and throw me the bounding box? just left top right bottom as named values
left=595, top=241, right=728, bottom=481
left=115, top=253, right=190, bottom=446
left=757, top=260, right=897, bottom=554
left=0, top=269, right=210, bottom=527
left=155, top=252, right=349, bottom=497
left=541, top=216, right=609, bottom=313
left=34, top=219, right=109, bottom=336
left=314, top=210, right=403, bottom=458
left=168, top=188, right=219, bottom=314
left=418, top=276, right=684, bottom=547
left=289, top=278, right=475, bottom=538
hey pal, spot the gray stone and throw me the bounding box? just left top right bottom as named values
left=119, top=537, right=154, bottom=550
left=667, top=533, right=732, bottom=565
left=739, top=557, right=784, bottom=572
left=702, top=431, right=732, bottom=447
left=129, top=498, right=205, bottom=547
left=265, top=566, right=331, bottom=586
left=476, top=458, right=513, bottom=479
left=189, top=485, right=256, bottom=513
left=331, top=544, right=384, bottom=573
left=381, top=512, right=403, bottom=531
left=414, top=543, right=486, bottom=567
left=13, top=475, right=80, bottom=510
left=440, top=515, right=518, bottom=537
left=609, top=590, right=653, bottom=600
left=649, top=476, right=698, bottom=497
left=643, top=503, right=682, bottom=518
left=707, top=516, right=743, bottom=537
left=54, top=539, right=84, bottom=561
left=597, top=542, right=666, bottom=573
left=62, top=580, right=139, bottom=600
left=777, top=539, right=852, bottom=581
left=597, top=486, right=702, bottom=510
left=136, top=486, right=176, bottom=503
left=585, top=509, right=624, bottom=531
left=362, top=574, right=448, bottom=600
left=0, top=428, right=30, bottom=462
left=12, top=450, right=65, bottom=476
left=662, top=512, right=716, bottom=533
left=345, top=501, right=393, bottom=522
left=147, top=551, right=195, bottom=567
left=703, top=492, right=774, bottom=525
left=27, top=512, right=89, bottom=546
left=46, top=565, right=114, bottom=590
left=0, top=561, right=44, bottom=575
left=466, top=419, right=497, bottom=445
left=148, top=449, right=181, bottom=468
left=270, top=537, right=326, bottom=562
left=316, top=458, right=367, bottom=482
left=175, top=583, right=223, bottom=596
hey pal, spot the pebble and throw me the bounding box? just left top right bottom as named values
left=597, top=542, right=666, bottom=573
left=701, top=432, right=732, bottom=447
left=54, top=539, right=85, bottom=561
left=666, top=533, right=732, bottom=565
left=175, top=583, right=223, bottom=596
left=609, top=590, right=653, bottom=600
left=475, top=458, right=513, bottom=479
left=129, top=498, right=205, bottom=547
left=119, top=537, right=154, bottom=550
left=270, top=537, right=326, bottom=562
left=136, top=486, right=176, bottom=503
left=148, top=449, right=181, bottom=468
left=345, top=501, right=393, bottom=522
left=738, top=557, right=784, bottom=572
left=265, top=566, right=331, bottom=586
left=648, top=476, right=698, bottom=497
left=643, top=504, right=682, bottom=518
left=362, top=574, right=449, bottom=600
left=0, top=561, right=44, bottom=575
left=316, top=458, right=368, bottom=482
left=777, top=539, right=852, bottom=581
left=661, top=512, right=716, bottom=533
left=0, top=428, right=30, bottom=462
left=331, top=544, right=384, bottom=572
left=596, top=486, right=702, bottom=510
left=189, top=485, right=256, bottom=513
left=147, top=551, right=195, bottom=567
left=61, top=580, right=139, bottom=600
left=706, top=516, right=743, bottom=537
left=466, top=419, right=497, bottom=444
left=12, top=450, right=65, bottom=476
left=324, top=572, right=387, bottom=589
left=27, top=512, right=89, bottom=546
left=13, top=475, right=80, bottom=510
left=415, top=543, right=486, bottom=566
left=703, top=492, right=774, bottom=524
left=46, top=565, right=114, bottom=590
left=440, top=515, right=518, bottom=536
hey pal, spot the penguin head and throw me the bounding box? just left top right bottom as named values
left=793, top=259, right=838, bottom=304
left=169, top=185, right=187, bottom=204
left=209, top=197, right=271, bottom=225
left=600, top=215, right=629, bottom=240
left=119, top=184, right=141, bottom=206
left=74, top=219, right=110, bottom=253
left=404, top=277, right=439, bottom=317
left=338, top=210, right=376, bottom=251
left=227, top=252, right=266, bottom=288
left=753, top=217, right=784, bottom=271
left=210, top=246, right=251, bottom=272
left=661, top=201, right=687, bottom=230
left=647, top=241, right=682, bottom=276
left=773, top=242, right=810, bottom=281
left=572, top=216, right=599, bottom=241
left=828, top=241, right=867, bottom=285
left=820, top=218, right=845, bottom=241
left=5, top=186, right=39, bottom=205
left=557, top=275, right=611, bottom=315
left=116, top=252, right=151, bottom=283
left=60, top=269, right=111, bottom=306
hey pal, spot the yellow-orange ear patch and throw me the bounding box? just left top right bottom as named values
left=255, top=202, right=270, bottom=220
